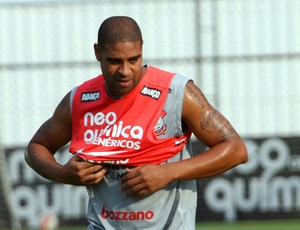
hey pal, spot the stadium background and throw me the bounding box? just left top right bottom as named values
left=1, top=0, right=300, bottom=228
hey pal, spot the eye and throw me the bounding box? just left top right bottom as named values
left=108, top=58, right=121, bottom=65
left=129, top=57, right=139, bottom=64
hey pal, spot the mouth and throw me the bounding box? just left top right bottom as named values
left=115, top=78, right=133, bottom=88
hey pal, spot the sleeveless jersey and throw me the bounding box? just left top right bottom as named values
left=70, top=66, right=191, bottom=166
left=70, top=66, right=197, bottom=229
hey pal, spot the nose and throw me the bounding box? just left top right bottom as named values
left=118, top=62, right=131, bottom=77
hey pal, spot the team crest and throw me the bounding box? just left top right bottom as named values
left=155, top=110, right=167, bottom=136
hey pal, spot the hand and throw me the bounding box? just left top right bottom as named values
left=120, top=164, right=171, bottom=198
left=61, top=155, right=107, bottom=186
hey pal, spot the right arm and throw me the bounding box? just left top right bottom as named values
left=25, top=91, right=106, bottom=185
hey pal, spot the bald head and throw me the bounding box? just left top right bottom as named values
left=97, top=16, right=143, bottom=47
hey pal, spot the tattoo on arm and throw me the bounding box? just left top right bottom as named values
left=186, top=82, right=206, bottom=109
left=186, top=81, right=239, bottom=140
left=37, top=119, right=51, bottom=136
left=200, top=107, right=238, bottom=139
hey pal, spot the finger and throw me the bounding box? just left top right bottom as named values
left=82, top=164, right=107, bottom=178
left=122, top=182, right=146, bottom=196
left=73, top=155, right=86, bottom=162
left=121, top=174, right=144, bottom=193
left=83, top=168, right=107, bottom=185
left=121, top=167, right=140, bottom=183
left=125, top=167, right=136, bottom=173
left=70, top=156, right=94, bottom=169
left=73, top=155, right=105, bottom=168
left=90, top=168, right=107, bottom=184
left=132, top=188, right=150, bottom=198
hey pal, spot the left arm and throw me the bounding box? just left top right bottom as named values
left=121, top=81, right=248, bottom=197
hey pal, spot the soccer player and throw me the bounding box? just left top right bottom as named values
left=25, top=16, right=248, bottom=229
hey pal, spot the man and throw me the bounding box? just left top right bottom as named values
left=25, top=16, right=248, bottom=229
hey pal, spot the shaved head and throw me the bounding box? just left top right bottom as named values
left=97, top=16, right=143, bottom=47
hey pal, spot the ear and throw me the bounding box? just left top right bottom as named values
left=94, top=43, right=101, bottom=62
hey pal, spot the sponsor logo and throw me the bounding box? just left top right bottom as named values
left=101, top=206, right=154, bottom=221
left=81, top=91, right=100, bottom=102
left=140, top=86, right=161, bottom=100
left=83, top=111, right=143, bottom=150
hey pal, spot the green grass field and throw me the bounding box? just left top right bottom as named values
left=16, top=219, right=299, bottom=230
left=4, top=220, right=300, bottom=230
left=201, top=220, right=300, bottom=230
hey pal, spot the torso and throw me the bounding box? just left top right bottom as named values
left=71, top=67, right=197, bottom=229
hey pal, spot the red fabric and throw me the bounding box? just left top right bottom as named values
left=69, top=66, right=191, bottom=166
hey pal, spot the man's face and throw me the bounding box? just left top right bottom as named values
left=94, top=41, right=143, bottom=98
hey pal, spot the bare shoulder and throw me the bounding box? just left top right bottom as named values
left=32, top=91, right=72, bottom=152
left=53, top=91, right=72, bottom=119
left=182, top=81, right=241, bottom=146
left=182, top=80, right=210, bottom=121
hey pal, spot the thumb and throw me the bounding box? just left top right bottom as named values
left=73, top=155, right=85, bottom=162
left=125, top=166, right=140, bottom=173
